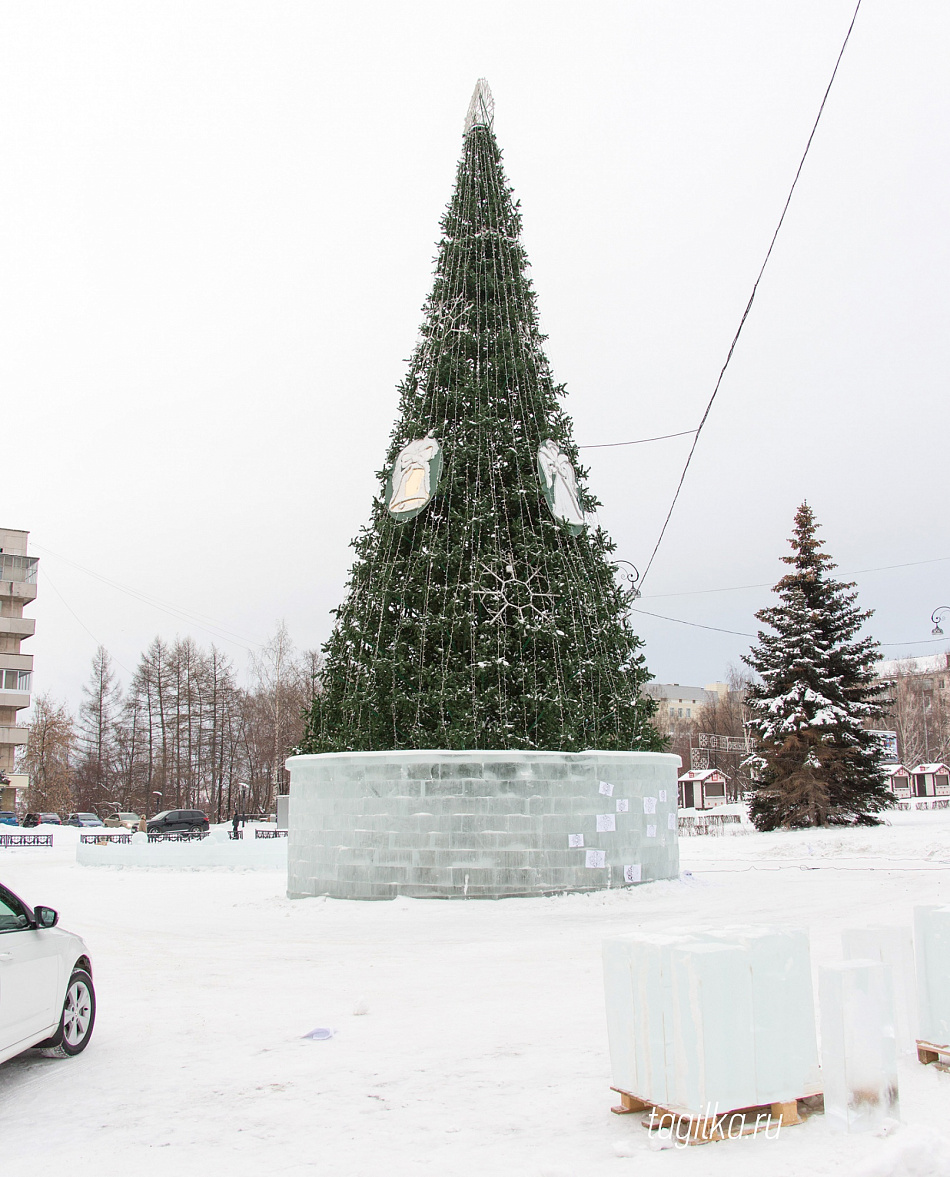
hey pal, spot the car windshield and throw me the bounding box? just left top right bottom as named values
left=118, top=813, right=139, bottom=820
left=80, top=813, right=100, bottom=819
left=151, top=811, right=170, bottom=821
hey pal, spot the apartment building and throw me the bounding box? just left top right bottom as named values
left=0, top=528, right=36, bottom=811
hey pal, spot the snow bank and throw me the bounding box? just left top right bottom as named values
left=75, top=828, right=287, bottom=871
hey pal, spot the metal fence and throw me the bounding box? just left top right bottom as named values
left=146, top=830, right=210, bottom=842
left=255, top=828, right=288, bottom=839
left=677, top=813, right=743, bottom=837
left=79, top=833, right=133, bottom=845
left=0, top=833, right=53, bottom=848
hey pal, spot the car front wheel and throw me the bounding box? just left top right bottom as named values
left=38, top=968, right=96, bottom=1058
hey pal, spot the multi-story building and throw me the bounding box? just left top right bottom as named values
left=874, top=653, right=950, bottom=766
left=0, top=528, right=37, bottom=812
left=642, top=682, right=728, bottom=732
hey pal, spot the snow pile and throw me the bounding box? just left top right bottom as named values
left=75, top=827, right=287, bottom=871
left=852, top=1126, right=950, bottom=1177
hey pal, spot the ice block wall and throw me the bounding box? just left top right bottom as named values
left=842, top=925, right=917, bottom=1054
left=602, top=926, right=819, bottom=1114
left=914, top=905, right=950, bottom=1048
left=287, top=750, right=680, bottom=899
left=819, top=960, right=900, bottom=1133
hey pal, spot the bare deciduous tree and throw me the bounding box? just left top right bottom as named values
left=18, top=692, right=75, bottom=815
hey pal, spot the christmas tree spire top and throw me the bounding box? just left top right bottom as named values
left=464, top=78, right=494, bottom=133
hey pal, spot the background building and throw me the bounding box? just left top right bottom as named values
left=875, top=653, right=950, bottom=767
left=643, top=682, right=728, bottom=731
left=0, top=528, right=37, bottom=811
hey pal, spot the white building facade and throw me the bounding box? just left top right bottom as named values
left=0, top=528, right=37, bottom=812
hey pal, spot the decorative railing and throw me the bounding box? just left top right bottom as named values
left=255, top=828, right=288, bottom=839
left=80, top=833, right=133, bottom=844
left=147, top=830, right=210, bottom=842
left=677, top=813, right=743, bottom=836
left=0, top=833, right=53, bottom=848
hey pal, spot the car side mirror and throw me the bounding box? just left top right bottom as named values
left=33, top=906, right=59, bottom=929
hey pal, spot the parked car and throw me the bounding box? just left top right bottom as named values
left=0, top=812, right=18, bottom=828
left=113, top=812, right=140, bottom=830
left=146, top=809, right=210, bottom=835
left=39, top=814, right=62, bottom=825
left=64, top=814, right=104, bottom=828
left=0, top=882, right=96, bottom=1065
left=21, top=814, right=41, bottom=828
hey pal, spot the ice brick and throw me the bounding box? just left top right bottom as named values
left=843, top=925, right=918, bottom=1054
left=914, top=905, right=950, bottom=1047
left=819, top=960, right=899, bottom=1133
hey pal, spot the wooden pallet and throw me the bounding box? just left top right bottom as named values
left=917, top=1039, right=950, bottom=1070
left=610, top=1087, right=819, bottom=1145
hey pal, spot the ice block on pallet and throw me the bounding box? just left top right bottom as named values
left=602, top=931, right=694, bottom=1108
left=842, top=925, right=918, bottom=1054
left=668, top=941, right=755, bottom=1114
left=914, top=905, right=950, bottom=1050
left=603, top=926, right=818, bottom=1115
left=704, top=925, right=819, bottom=1103
left=819, top=960, right=899, bottom=1133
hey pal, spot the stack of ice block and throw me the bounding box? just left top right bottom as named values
left=602, top=926, right=819, bottom=1114
left=819, top=960, right=899, bottom=1133
left=915, top=905, right=950, bottom=1050
left=842, top=925, right=918, bottom=1054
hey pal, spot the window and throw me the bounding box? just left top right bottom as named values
left=0, top=890, right=30, bottom=934
left=686, top=709, right=691, bottom=718
left=2, top=670, right=31, bottom=691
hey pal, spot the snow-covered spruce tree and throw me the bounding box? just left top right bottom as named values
left=301, top=83, right=661, bottom=754
left=743, top=503, right=891, bottom=829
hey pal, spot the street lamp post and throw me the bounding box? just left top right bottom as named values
left=931, top=607, right=950, bottom=636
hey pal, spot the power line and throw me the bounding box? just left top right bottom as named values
left=637, top=0, right=864, bottom=592
left=629, top=606, right=754, bottom=638
left=33, top=542, right=262, bottom=652
left=40, top=568, right=135, bottom=676
left=578, top=429, right=697, bottom=450
left=631, top=604, right=950, bottom=651
left=639, top=554, right=950, bottom=601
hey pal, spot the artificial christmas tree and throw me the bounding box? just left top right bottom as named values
left=743, top=502, right=891, bottom=829
left=287, top=83, right=678, bottom=900
left=300, top=80, right=660, bottom=756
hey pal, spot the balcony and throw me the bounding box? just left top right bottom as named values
left=0, top=725, right=29, bottom=747
left=0, top=554, right=38, bottom=585
left=0, top=581, right=37, bottom=604
left=0, top=617, right=35, bottom=638
left=0, top=654, right=32, bottom=674
left=0, top=690, right=31, bottom=710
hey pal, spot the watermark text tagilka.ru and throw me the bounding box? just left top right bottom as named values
left=648, top=1104, right=782, bottom=1148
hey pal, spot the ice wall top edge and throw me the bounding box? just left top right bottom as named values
left=286, top=750, right=682, bottom=764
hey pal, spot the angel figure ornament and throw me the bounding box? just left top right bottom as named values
left=386, top=431, right=443, bottom=522
left=538, top=439, right=586, bottom=534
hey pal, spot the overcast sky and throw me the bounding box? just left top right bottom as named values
left=3, top=0, right=948, bottom=710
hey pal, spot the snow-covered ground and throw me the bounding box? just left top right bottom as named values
left=2, top=813, right=949, bottom=1177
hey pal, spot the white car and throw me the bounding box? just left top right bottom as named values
left=0, top=882, right=95, bottom=1065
